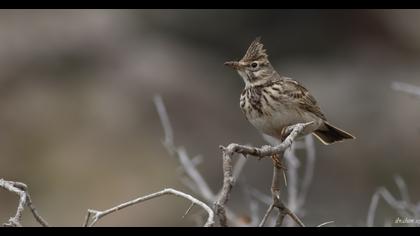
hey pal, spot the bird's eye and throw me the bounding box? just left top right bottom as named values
left=251, top=62, right=258, bottom=68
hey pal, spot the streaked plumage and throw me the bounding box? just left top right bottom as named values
left=225, top=37, right=355, bottom=145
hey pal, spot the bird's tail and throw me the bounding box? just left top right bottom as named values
left=313, top=122, right=355, bottom=145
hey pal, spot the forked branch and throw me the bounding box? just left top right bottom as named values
left=83, top=188, right=214, bottom=227
left=214, top=122, right=312, bottom=227
left=0, top=179, right=49, bottom=227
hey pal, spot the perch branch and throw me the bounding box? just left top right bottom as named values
left=264, top=133, right=316, bottom=226
left=215, top=122, right=312, bottom=227
left=0, top=179, right=49, bottom=227
left=270, top=165, right=305, bottom=227
left=83, top=188, right=214, bottom=227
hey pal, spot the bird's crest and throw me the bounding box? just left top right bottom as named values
left=241, top=37, right=268, bottom=62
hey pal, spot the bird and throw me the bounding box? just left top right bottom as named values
left=224, top=37, right=355, bottom=167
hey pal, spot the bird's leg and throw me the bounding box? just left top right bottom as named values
left=271, top=153, right=287, bottom=171
left=271, top=127, right=290, bottom=170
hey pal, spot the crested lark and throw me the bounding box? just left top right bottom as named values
left=225, top=37, right=355, bottom=166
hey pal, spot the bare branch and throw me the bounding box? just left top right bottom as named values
left=0, top=179, right=49, bottom=227
left=83, top=188, right=214, bottom=227
left=155, top=94, right=245, bottom=226
left=367, top=176, right=418, bottom=227
left=215, top=122, right=311, bottom=227
left=232, top=157, right=248, bottom=181
left=220, top=122, right=313, bottom=160
left=275, top=210, right=287, bottom=227
left=177, top=148, right=215, bottom=201
left=283, top=135, right=316, bottom=226
left=317, top=221, right=334, bottom=227
left=153, top=95, right=175, bottom=151
left=1, top=180, right=26, bottom=227
left=258, top=203, right=274, bottom=227
left=394, top=175, right=410, bottom=204
left=25, top=192, right=49, bottom=227
left=279, top=203, right=305, bottom=227
left=154, top=95, right=216, bottom=202
left=271, top=165, right=305, bottom=227
left=182, top=202, right=195, bottom=219
left=391, top=81, right=420, bottom=98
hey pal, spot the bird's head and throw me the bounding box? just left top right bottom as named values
left=225, top=37, right=275, bottom=87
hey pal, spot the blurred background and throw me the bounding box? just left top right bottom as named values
left=0, top=9, right=419, bottom=227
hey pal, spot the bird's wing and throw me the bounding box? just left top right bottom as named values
left=281, top=78, right=327, bottom=120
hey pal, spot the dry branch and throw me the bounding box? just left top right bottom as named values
left=391, top=81, right=420, bottom=98
left=0, top=179, right=49, bottom=227
left=262, top=133, right=317, bottom=226
left=154, top=95, right=245, bottom=226
left=83, top=188, right=214, bottom=227
left=367, top=175, right=419, bottom=227
left=215, top=122, right=312, bottom=227
left=154, top=95, right=216, bottom=202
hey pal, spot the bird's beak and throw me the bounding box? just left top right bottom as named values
left=224, top=61, right=241, bottom=70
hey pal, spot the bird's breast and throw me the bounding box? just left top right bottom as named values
left=240, top=86, right=322, bottom=138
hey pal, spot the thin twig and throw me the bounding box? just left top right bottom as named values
left=83, top=188, right=214, bottom=227
left=153, top=95, right=175, bottom=151
left=275, top=210, right=287, bottom=227
left=155, top=94, right=245, bottom=226
left=154, top=95, right=215, bottom=201
left=182, top=202, right=195, bottom=219
left=391, top=81, right=420, bottom=98
left=177, top=147, right=215, bottom=201
left=0, top=179, right=49, bottom=227
left=232, top=157, right=248, bottom=181
left=317, top=221, right=334, bottom=227
left=25, top=192, right=49, bottom=227
left=258, top=203, right=274, bottom=227
left=278, top=202, right=305, bottom=227
left=394, top=175, right=410, bottom=204
left=367, top=176, right=417, bottom=227
left=271, top=165, right=305, bottom=227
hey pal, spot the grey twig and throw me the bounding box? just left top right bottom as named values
left=154, top=95, right=216, bottom=202
left=0, top=179, right=49, bottom=227
left=215, top=122, right=312, bottom=227
left=283, top=135, right=316, bottom=226
left=391, top=81, right=420, bottom=98
left=239, top=180, right=260, bottom=226
left=182, top=202, right=195, bottom=219
left=270, top=165, right=305, bottom=227
left=316, top=221, right=335, bottom=227
left=367, top=175, right=419, bottom=227
left=83, top=188, right=215, bottom=227
left=154, top=94, right=245, bottom=226
left=153, top=95, right=175, bottom=152
left=258, top=203, right=274, bottom=227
